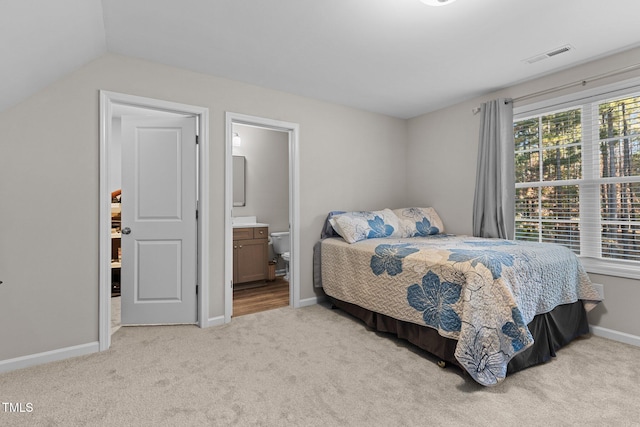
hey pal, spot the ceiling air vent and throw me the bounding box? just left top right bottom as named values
left=524, top=45, right=573, bottom=64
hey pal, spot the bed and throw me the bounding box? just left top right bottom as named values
left=313, top=208, right=602, bottom=386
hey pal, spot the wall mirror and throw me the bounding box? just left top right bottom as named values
left=233, top=155, right=246, bottom=207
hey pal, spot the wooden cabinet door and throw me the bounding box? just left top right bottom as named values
left=235, top=239, right=267, bottom=283
left=233, top=244, right=239, bottom=284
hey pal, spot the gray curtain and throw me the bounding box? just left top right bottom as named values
left=472, top=98, right=515, bottom=239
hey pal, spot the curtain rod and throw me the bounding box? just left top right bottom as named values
left=512, top=62, right=640, bottom=103
left=473, top=62, right=640, bottom=114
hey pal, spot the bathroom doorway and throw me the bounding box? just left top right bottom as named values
left=224, top=113, right=300, bottom=322
left=231, top=123, right=289, bottom=316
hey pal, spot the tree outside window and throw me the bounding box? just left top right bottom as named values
left=514, top=94, right=640, bottom=262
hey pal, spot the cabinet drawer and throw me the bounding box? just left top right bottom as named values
left=253, top=227, right=268, bottom=239
left=233, top=228, right=253, bottom=240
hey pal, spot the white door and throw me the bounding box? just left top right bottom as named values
left=120, top=116, right=198, bottom=324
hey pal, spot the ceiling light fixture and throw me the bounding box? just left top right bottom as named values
left=420, top=0, right=457, bottom=6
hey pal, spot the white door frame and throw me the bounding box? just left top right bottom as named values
left=224, top=112, right=300, bottom=322
left=99, top=91, right=210, bottom=351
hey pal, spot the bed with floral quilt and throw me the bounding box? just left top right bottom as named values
left=314, top=208, right=602, bottom=386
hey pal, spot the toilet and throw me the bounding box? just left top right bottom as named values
left=270, top=231, right=290, bottom=280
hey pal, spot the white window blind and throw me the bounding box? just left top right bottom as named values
left=514, top=89, right=640, bottom=265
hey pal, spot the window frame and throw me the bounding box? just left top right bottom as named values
left=513, top=76, right=640, bottom=280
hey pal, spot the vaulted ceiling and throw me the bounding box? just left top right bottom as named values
left=3, top=0, right=640, bottom=118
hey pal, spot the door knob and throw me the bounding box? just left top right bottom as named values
left=122, top=227, right=131, bottom=235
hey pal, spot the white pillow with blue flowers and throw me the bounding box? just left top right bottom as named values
left=329, top=209, right=401, bottom=243
left=392, top=207, right=444, bottom=237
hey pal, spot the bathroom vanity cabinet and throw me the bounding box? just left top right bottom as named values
left=233, top=226, right=268, bottom=284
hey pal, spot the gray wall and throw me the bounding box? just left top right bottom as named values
left=0, top=53, right=408, bottom=361
left=2, top=46, right=640, bottom=364
left=232, top=124, right=289, bottom=234
left=406, top=46, right=640, bottom=337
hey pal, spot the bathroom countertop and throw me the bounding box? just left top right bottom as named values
left=232, top=216, right=269, bottom=228
left=232, top=223, right=269, bottom=228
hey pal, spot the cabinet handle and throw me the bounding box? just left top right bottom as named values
left=239, top=245, right=243, bottom=248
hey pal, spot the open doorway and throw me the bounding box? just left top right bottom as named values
left=109, top=108, right=197, bottom=331
left=231, top=123, right=289, bottom=316
left=224, top=113, right=300, bottom=322
left=99, top=91, right=210, bottom=352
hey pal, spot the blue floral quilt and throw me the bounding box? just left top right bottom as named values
left=320, top=235, right=602, bottom=386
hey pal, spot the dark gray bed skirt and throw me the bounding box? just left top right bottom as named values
left=328, top=297, right=590, bottom=376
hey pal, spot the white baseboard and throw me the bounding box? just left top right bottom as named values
left=206, top=315, right=226, bottom=327
left=299, top=295, right=326, bottom=308
left=590, top=325, right=640, bottom=347
left=0, top=342, right=99, bottom=374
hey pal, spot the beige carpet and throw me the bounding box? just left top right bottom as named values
left=1, top=303, right=639, bottom=426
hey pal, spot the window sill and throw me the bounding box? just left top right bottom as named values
left=579, top=257, right=640, bottom=280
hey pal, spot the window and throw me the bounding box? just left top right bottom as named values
left=514, top=87, right=640, bottom=271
